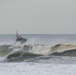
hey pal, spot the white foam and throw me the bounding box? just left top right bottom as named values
left=24, top=44, right=76, bottom=55
left=0, top=62, right=76, bottom=75
left=0, top=57, right=7, bottom=62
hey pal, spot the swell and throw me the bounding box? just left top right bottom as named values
left=6, top=51, right=42, bottom=62
left=51, top=49, right=76, bottom=56
left=0, top=45, right=12, bottom=51
left=0, top=45, right=12, bottom=57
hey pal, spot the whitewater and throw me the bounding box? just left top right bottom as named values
left=0, top=34, right=76, bottom=75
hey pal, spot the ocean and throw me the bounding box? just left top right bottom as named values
left=0, top=34, right=76, bottom=63
left=0, top=34, right=76, bottom=75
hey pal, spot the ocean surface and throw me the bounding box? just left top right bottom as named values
left=0, top=34, right=76, bottom=64
left=1, top=34, right=76, bottom=75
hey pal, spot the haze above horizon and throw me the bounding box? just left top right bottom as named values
left=0, top=0, right=76, bottom=34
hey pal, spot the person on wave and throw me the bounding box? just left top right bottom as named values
left=16, top=31, right=27, bottom=44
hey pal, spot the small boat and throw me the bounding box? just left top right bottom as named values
left=16, top=31, right=27, bottom=44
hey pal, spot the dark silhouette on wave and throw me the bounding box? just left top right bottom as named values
left=16, top=31, right=27, bottom=44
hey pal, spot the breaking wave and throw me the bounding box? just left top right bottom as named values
left=0, top=43, right=76, bottom=62
left=0, top=44, right=76, bottom=61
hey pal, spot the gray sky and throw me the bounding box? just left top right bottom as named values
left=0, top=0, right=76, bottom=34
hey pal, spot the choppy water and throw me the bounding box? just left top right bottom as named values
left=0, top=34, right=76, bottom=64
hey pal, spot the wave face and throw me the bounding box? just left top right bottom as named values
left=0, top=43, right=76, bottom=62
left=0, top=34, right=76, bottom=62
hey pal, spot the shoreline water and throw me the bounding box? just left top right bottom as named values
left=0, top=62, right=76, bottom=75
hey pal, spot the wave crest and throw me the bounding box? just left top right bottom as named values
left=0, top=43, right=76, bottom=62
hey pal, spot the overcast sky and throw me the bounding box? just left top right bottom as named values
left=0, top=0, right=76, bottom=34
